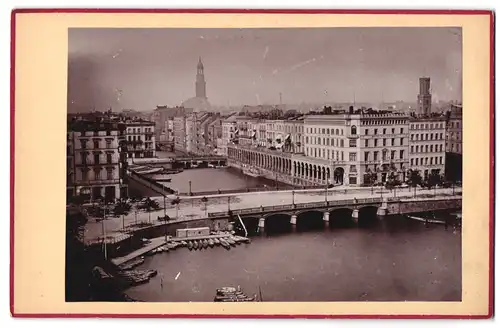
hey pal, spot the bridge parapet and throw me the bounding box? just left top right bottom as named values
left=207, top=197, right=383, bottom=218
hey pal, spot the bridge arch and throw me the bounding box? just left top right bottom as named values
left=357, top=205, right=379, bottom=227
left=264, top=213, right=292, bottom=235
left=296, top=209, right=324, bottom=231
left=238, top=216, right=260, bottom=236
left=328, top=207, right=354, bottom=228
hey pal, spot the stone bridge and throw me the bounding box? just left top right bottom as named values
left=174, top=156, right=226, bottom=163
left=207, top=195, right=462, bottom=232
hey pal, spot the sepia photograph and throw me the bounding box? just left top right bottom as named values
left=65, top=26, right=464, bottom=303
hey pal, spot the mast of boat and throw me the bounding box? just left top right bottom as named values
left=237, top=214, right=248, bottom=237
left=258, top=285, right=264, bottom=302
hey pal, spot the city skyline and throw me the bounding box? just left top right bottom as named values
left=68, top=27, right=462, bottom=112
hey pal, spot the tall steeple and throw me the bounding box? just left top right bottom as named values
left=196, top=57, right=207, bottom=99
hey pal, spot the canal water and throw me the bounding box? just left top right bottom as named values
left=155, top=167, right=286, bottom=194
left=135, top=151, right=289, bottom=194
left=126, top=213, right=461, bottom=302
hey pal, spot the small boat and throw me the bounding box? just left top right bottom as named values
left=217, top=286, right=240, bottom=294
left=208, top=163, right=215, bottom=168
left=187, top=241, right=193, bottom=250
left=230, top=236, right=241, bottom=244
left=220, top=239, right=231, bottom=250
left=208, top=239, right=215, bottom=247
left=213, top=238, right=220, bottom=245
left=202, top=240, right=209, bottom=249
left=193, top=240, right=199, bottom=249
left=226, top=238, right=236, bottom=246
left=181, top=241, right=187, bottom=247
left=217, top=290, right=245, bottom=297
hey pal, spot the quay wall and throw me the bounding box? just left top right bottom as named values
left=127, top=171, right=174, bottom=197
left=90, top=218, right=230, bottom=259
left=386, top=197, right=461, bottom=215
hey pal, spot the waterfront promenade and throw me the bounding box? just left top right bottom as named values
left=83, top=186, right=462, bottom=243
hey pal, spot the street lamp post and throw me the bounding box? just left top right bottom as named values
left=292, top=190, right=295, bottom=207
left=325, top=184, right=328, bottom=204
left=163, top=196, right=167, bottom=216
left=102, top=206, right=107, bottom=260
left=189, top=180, right=192, bottom=196
left=227, top=196, right=231, bottom=212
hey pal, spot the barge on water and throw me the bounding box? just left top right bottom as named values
left=214, top=286, right=257, bottom=302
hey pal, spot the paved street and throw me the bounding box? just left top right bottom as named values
left=82, top=186, right=461, bottom=242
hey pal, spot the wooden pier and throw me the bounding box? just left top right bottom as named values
left=111, top=237, right=166, bottom=266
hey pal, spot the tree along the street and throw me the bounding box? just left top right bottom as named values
left=171, top=197, right=181, bottom=220
left=407, top=169, right=423, bottom=197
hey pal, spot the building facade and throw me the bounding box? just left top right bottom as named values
left=445, top=104, right=463, bottom=181
left=173, top=115, right=187, bottom=153
left=125, top=119, right=156, bottom=158
left=225, top=110, right=411, bottom=187
left=151, top=105, right=192, bottom=140
left=67, top=120, right=126, bottom=202
left=304, top=112, right=410, bottom=186
left=221, top=116, right=238, bottom=156
left=409, top=117, right=447, bottom=179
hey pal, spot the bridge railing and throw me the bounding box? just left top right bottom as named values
left=207, top=197, right=384, bottom=218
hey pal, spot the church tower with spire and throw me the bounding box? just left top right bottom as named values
left=196, top=57, right=207, bottom=99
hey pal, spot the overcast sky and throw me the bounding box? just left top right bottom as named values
left=68, top=27, right=462, bottom=112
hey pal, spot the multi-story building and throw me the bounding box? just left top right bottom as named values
left=151, top=105, right=192, bottom=140
left=446, top=104, right=463, bottom=154
left=445, top=103, right=463, bottom=181
left=409, top=117, right=447, bottom=179
left=283, top=117, right=304, bottom=154
left=67, top=120, right=126, bottom=202
left=124, top=119, right=156, bottom=159
left=226, top=109, right=410, bottom=187
left=173, top=115, right=187, bottom=153
left=67, top=131, right=75, bottom=201
left=178, top=112, right=222, bottom=155
left=221, top=115, right=238, bottom=155
left=304, top=110, right=410, bottom=186
left=207, top=116, right=222, bottom=153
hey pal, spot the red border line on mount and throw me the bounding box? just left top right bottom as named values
left=10, top=9, right=16, bottom=318
left=488, top=10, right=496, bottom=319
left=9, top=8, right=495, bottom=15
left=9, top=9, right=495, bottom=319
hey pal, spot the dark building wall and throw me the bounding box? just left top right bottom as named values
left=445, top=152, right=463, bottom=182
